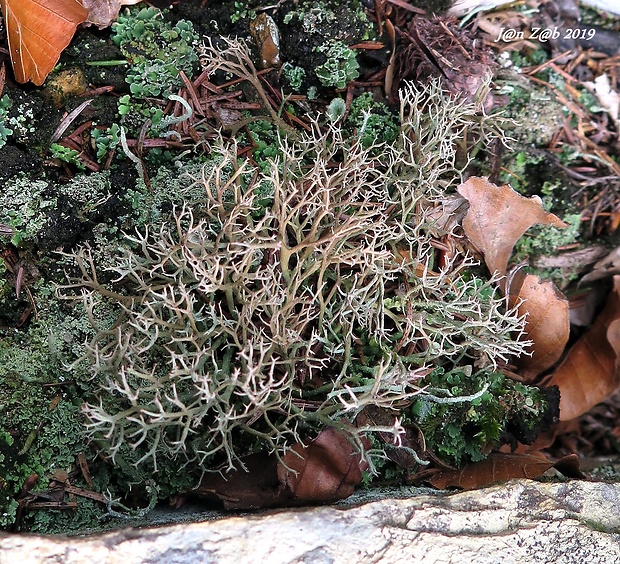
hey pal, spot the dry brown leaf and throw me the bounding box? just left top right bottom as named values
left=0, top=0, right=141, bottom=85
left=192, top=429, right=368, bottom=509
left=278, top=428, right=368, bottom=502
left=457, top=177, right=566, bottom=277
left=82, top=0, right=141, bottom=29
left=545, top=276, right=620, bottom=421
left=426, top=452, right=583, bottom=490
left=509, top=272, right=570, bottom=381
left=580, top=245, right=620, bottom=284
left=0, top=0, right=87, bottom=86
left=192, top=452, right=293, bottom=510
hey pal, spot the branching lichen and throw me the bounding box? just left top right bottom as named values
left=197, top=37, right=298, bottom=138
left=59, top=81, right=530, bottom=474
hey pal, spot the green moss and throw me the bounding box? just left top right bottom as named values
left=509, top=47, right=548, bottom=69
left=0, top=287, right=112, bottom=383
left=411, top=368, right=557, bottom=466
left=514, top=212, right=581, bottom=260
left=0, top=378, right=85, bottom=529
left=498, top=150, right=546, bottom=194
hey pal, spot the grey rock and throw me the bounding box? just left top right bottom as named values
left=1, top=480, right=620, bottom=563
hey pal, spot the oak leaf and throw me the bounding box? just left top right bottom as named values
left=193, top=429, right=369, bottom=509
left=0, top=0, right=87, bottom=86
left=425, top=452, right=582, bottom=490
left=278, top=428, right=368, bottom=502
left=0, top=0, right=141, bottom=86
left=191, top=452, right=294, bottom=510
left=545, top=276, right=620, bottom=421
left=457, top=177, right=566, bottom=277
left=508, top=271, right=570, bottom=381
left=82, top=0, right=141, bottom=29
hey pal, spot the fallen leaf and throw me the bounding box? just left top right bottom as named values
left=545, top=276, right=620, bottom=421
left=457, top=177, right=566, bottom=277
left=580, top=245, right=620, bottom=284
left=278, top=428, right=369, bottom=502
left=0, top=0, right=88, bottom=86
left=424, top=452, right=583, bottom=490
left=191, top=429, right=369, bottom=509
left=191, top=452, right=294, bottom=510
left=569, top=284, right=610, bottom=327
left=82, top=0, right=141, bottom=29
left=508, top=271, right=570, bottom=381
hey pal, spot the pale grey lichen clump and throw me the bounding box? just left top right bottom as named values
left=60, top=80, right=529, bottom=473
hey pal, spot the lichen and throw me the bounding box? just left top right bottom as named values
left=111, top=6, right=199, bottom=99
left=0, top=95, right=14, bottom=149
left=282, top=63, right=306, bottom=92
left=282, top=0, right=373, bottom=41
left=314, top=40, right=359, bottom=89
left=0, top=177, right=56, bottom=245
left=277, top=0, right=374, bottom=91
left=58, top=81, right=533, bottom=477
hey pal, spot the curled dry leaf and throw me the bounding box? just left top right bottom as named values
left=278, top=428, right=369, bottom=502
left=0, top=0, right=87, bottom=85
left=457, top=177, right=566, bottom=277
left=82, top=0, right=142, bottom=29
left=545, top=276, right=620, bottom=421
left=424, top=452, right=583, bottom=490
left=193, top=429, right=369, bottom=509
left=508, top=271, right=570, bottom=381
